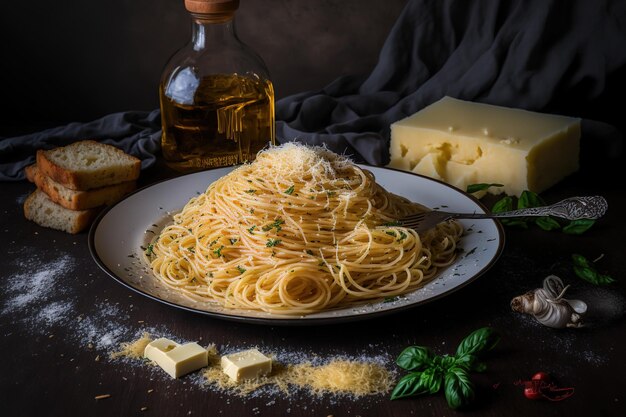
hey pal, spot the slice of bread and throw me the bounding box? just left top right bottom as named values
left=24, top=189, right=99, bottom=234
left=24, top=164, right=37, bottom=182
left=26, top=164, right=136, bottom=210
left=37, top=140, right=141, bottom=190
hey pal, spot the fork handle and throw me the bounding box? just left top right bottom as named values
left=451, top=196, right=608, bottom=221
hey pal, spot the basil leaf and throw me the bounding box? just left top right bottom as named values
left=501, top=218, right=529, bottom=228
left=596, top=273, right=617, bottom=285
left=396, top=346, right=433, bottom=371
left=422, top=367, right=444, bottom=394
left=573, top=266, right=616, bottom=285
left=572, top=254, right=591, bottom=268
left=466, top=183, right=503, bottom=193
left=444, top=367, right=475, bottom=409
left=441, top=356, right=456, bottom=370
left=535, top=216, right=561, bottom=231
left=455, top=327, right=500, bottom=357
left=563, top=219, right=595, bottom=235
left=491, top=196, right=513, bottom=213
left=390, top=372, right=430, bottom=400
left=517, top=190, right=545, bottom=209
left=572, top=254, right=615, bottom=285
left=453, top=353, right=488, bottom=373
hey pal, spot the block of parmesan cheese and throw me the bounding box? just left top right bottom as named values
left=388, top=97, right=580, bottom=196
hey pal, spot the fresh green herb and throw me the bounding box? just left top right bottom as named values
left=383, top=296, right=399, bottom=303
left=466, top=183, right=503, bottom=193
left=236, top=265, right=246, bottom=274
left=245, top=189, right=256, bottom=194
left=491, top=195, right=513, bottom=213
left=492, top=190, right=595, bottom=233
left=262, top=218, right=285, bottom=232
left=249, top=208, right=255, bottom=214
left=145, top=243, right=154, bottom=256
left=229, top=238, right=238, bottom=245
left=213, top=245, right=224, bottom=257
left=266, top=238, right=282, bottom=247
left=444, top=367, right=475, bottom=409
left=398, top=231, right=408, bottom=241
left=247, top=225, right=256, bottom=234
left=383, top=220, right=402, bottom=227
left=492, top=195, right=527, bottom=228
left=572, top=254, right=615, bottom=285
left=386, top=231, right=397, bottom=237
left=188, top=247, right=195, bottom=254
left=563, top=219, right=596, bottom=235
left=306, top=249, right=314, bottom=255
left=391, top=327, right=499, bottom=409
left=517, top=190, right=546, bottom=209
left=326, top=191, right=336, bottom=197
left=284, top=185, right=295, bottom=195
left=535, top=216, right=561, bottom=231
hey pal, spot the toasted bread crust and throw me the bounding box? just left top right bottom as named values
left=36, top=141, right=141, bottom=190
left=28, top=165, right=136, bottom=210
left=24, top=190, right=99, bottom=234
left=25, top=164, right=37, bottom=182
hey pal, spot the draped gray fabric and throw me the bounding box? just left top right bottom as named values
left=1, top=0, right=625, bottom=180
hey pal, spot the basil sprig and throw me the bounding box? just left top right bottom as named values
left=391, top=327, right=500, bottom=409
left=572, top=254, right=615, bottom=285
left=491, top=190, right=596, bottom=234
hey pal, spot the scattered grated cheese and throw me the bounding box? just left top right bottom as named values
left=114, top=334, right=393, bottom=398
left=284, top=360, right=392, bottom=396
left=110, top=332, right=153, bottom=359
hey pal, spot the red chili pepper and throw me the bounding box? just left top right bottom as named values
left=524, top=386, right=543, bottom=400
left=532, top=372, right=551, bottom=382
left=518, top=371, right=574, bottom=402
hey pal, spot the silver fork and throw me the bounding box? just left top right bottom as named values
left=398, top=196, right=608, bottom=234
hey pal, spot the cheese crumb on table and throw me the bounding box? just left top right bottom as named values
left=389, top=96, right=580, bottom=196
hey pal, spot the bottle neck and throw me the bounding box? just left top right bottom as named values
left=191, top=16, right=237, bottom=51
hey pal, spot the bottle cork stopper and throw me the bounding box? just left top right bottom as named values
left=185, top=0, right=240, bottom=16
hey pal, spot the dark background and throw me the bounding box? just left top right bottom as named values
left=0, top=0, right=408, bottom=133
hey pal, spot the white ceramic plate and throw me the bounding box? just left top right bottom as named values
left=89, top=166, right=504, bottom=325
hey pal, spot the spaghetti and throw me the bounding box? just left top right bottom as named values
left=148, top=144, right=462, bottom=314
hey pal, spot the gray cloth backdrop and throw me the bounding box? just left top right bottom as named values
left=1, top=0, right=625, bottom=181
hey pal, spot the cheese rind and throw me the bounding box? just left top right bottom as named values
left=220, top=348, right=272, bottom=382
left=389, top=97, right=580, bottom=196
left=144, top=338, right=208, bottom=378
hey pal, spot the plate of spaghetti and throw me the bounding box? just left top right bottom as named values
left=90, top=144, right=503, bottom=324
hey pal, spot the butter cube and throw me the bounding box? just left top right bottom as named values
left=389, top=97, right=580, bottom=196
left=144, top=338, right=208, bottom=378
left=220, top=348, right=272, bottom=382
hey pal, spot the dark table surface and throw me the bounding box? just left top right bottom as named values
left=1, top=150, right=625, bottom=417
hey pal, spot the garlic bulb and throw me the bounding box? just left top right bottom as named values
left=511, top=275, right=587, bottom=328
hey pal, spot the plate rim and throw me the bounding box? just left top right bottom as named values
left=88, top=165, right=505, bottom=326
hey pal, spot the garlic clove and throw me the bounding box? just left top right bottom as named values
left=564, top=298, right=588, bottom=314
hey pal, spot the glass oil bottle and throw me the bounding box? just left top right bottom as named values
left=160, top=0, right=275, bottom=172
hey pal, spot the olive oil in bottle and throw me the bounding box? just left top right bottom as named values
left=160, top=74, right=274, bottom=170
left=160, top=0, right=275, bottom=172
